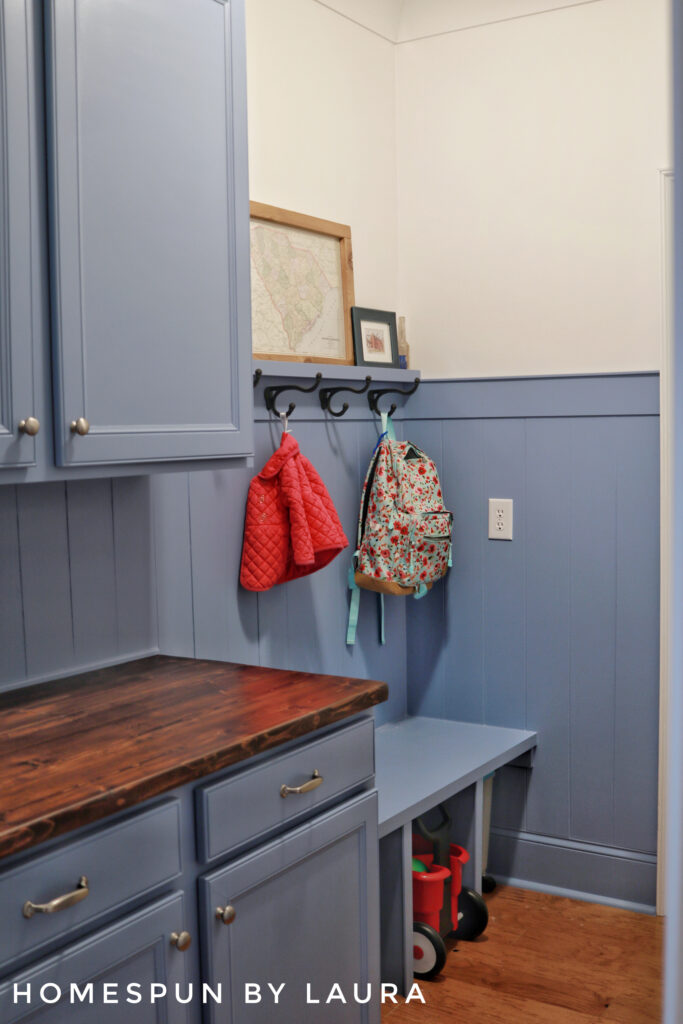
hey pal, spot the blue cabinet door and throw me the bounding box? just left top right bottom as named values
left=45, top=0, right=253, bottom=467
left=199, top=791, right=381, bottom=1024
left=0, top=893, right=192, bottom=1023
left=0, top=0, right=41, bottom=469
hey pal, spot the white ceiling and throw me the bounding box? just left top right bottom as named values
left=315, top=0, right=605, bottom=43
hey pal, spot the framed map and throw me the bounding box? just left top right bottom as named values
left=249, top=202, right=355, bottom=364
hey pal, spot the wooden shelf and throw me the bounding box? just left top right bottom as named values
left=253, top=358, right=420, bottom=384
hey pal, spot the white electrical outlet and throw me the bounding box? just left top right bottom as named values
left=488, top=498, right=513, bottom=540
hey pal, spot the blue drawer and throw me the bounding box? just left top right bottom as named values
left=196, top=717, right=375, bottom=863
left=0, top=799, right=181, bottom=973
left=0, top=892, right=191, bottom=1022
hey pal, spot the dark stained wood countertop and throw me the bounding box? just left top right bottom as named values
left=0, top=655, right=388, bottom=861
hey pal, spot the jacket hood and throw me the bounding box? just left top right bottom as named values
left=258, top=431, right=300, bottom=480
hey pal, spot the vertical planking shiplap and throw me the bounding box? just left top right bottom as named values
left=112, top=477, right=157, bottom=655
left=478, top=418, right=528, bottom=830
left=151, top=472, right=195, bottom=658
left=403, top=418, right=447, bottom=719
left=16, top=483, right=74, bottom=677
left=65, top=479, right=118, bottom=665
left=481, top=418, right=526, bottom=729
left=189, top=465, right=259, bottom=666
left=440, top=419, right=486, bottom=723
left=278, top=417, right=359, bottom=676
left=0, top=487, right=27, bottom=683
left=569, top=416, right=620, bottom=847
left=613, top=415, right=660, bottom=854
left=523, top=417, right=573, bottom=841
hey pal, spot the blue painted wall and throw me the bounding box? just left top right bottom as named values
left=0, top=372, right=660, bottom=907
left=152, top=403, right=409, bottom=728
left=0, top=477, right=157, bottom=691
left=404, top=373, right=660, bottom=908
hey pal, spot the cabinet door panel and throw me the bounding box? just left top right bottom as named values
left=0, top=0, right=38, bottom=468
left=0, top=893, right=191, bottom=1023
left=200, top=791, right=381, bottom=1024
left=45, top=0, right=252, bottom=466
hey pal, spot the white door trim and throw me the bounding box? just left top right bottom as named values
left=658, top=167, right=674, bottom=916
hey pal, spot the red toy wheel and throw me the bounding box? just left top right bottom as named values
left=412, top=922, right=447, bottom=979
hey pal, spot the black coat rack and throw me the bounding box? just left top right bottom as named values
left=253, top=368, right=420, bottom=419
left=263, top=373, right=323, bottom=419
left=319, top=376, right=372, bottom=417
left=367, top=377, right=421, bottom=417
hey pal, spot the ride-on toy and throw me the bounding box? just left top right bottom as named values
left=411, top=804, right=489, bottom=979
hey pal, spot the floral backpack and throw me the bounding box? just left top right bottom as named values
left=347, top=412, right=453, bottom=644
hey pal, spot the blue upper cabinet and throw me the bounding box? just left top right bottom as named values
left=44, top=0, right=253, bottom=467
left=0, top=0, right=41, bottom=469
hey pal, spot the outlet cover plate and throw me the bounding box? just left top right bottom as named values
left=488, top=498, right=513, bottom=540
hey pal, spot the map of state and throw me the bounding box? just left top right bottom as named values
left=250, top=219, right=346, bottom=360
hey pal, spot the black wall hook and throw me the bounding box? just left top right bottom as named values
left=368, top=377, right=420, bottom=416
left=264, top=373, right=323, bottom=418
left=319, top=376, right=372, bottom=418
left=253, top=368, right=263, bottom=388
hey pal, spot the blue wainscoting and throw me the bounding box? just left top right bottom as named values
left=152, top=402, right=410, bottom=728
left=0, top=477, right=158, bottom=691
left=403, top=372, right=660, bottom=909
left=1, top=372, right=660, bottom=907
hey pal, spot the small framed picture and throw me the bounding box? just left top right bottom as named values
left=351, top=307, right=399, bottom=368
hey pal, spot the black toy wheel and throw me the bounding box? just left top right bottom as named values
left=412, top=922, right=447, bottom=979
left=455, top=887, right=489, bottom=941
left=482, top=873, right=496, bottom=894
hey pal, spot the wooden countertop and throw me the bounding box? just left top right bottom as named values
left=0, top=655, right=388, bottom=860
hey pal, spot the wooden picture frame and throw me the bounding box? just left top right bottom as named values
left=249, top=202, right=355, bottom=364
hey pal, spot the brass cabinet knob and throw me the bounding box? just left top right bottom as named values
left=170, top=930, right=191, bottom=952
left=70, top=417, right=90, bottom=436
left=215, top=905, right=236, bottom=925
left=18, top=416, right=40, bottom=436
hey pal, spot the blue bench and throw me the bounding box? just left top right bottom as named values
left=374, top=716, right=537, bottom=991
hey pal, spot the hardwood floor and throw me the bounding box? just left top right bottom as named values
left=382, top=886, right=663, bottom=1024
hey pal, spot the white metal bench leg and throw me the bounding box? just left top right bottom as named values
left=473, top=777, right=484, bottom=894
left=401, top=823, right=413, bottom=994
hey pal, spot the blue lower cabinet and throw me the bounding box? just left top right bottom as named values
left=200, top=790, right=381, bottom=1024
left=0, top=893, right=192, bottom=1023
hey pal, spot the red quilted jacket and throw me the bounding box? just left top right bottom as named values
left=240, top=431, right=348, bottom=591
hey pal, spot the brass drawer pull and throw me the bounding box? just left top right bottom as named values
left=280, top=769, right=323, bottom=798
left=170, top=930, right=191, bottom=952
left=23, top=876, right=89, bottom=918
left=216, top=905, right=236, bottom=925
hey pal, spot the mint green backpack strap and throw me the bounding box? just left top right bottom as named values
left=380, top=411, right=396, bottom=442
left=346, top=563, right=361, bottom=645
left=348, top=566, right=388, bottom=644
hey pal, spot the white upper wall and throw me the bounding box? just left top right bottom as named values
left=246, top=0, right=670, bottom=378
left=396, top=0, right=670, bottom=376
left=245, top=0, right=399, bottom=314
